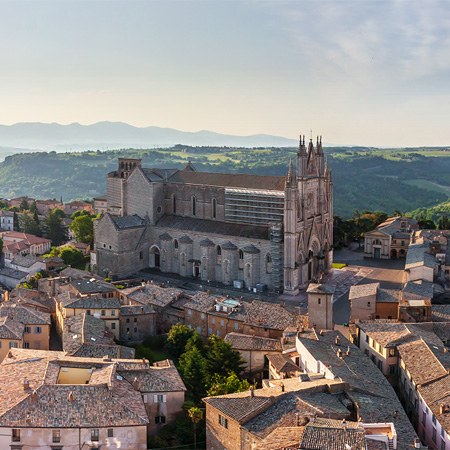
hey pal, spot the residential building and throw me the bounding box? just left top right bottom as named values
left=404, top=243, right=436, bottom=283
left=224, top=332, right=282, bottom=377
left=0, top=348, right=149, bottom=449
left=56, top=293, right=121, bottom=339
left=0, top=231, right=51, bottom=260
left=349, top=283, right=400, bottom=322
left=64, top=200, right=93, bottom=216
left=119, top=304, right=156, bottom=343
left=0, top=210, right=14, bottom=231
left=93, top=196, right=108, bottom=215
left=364, top=216, right=419, bottom=259
left=0, top=303, right=51, bottom=359
left=35, top=199, right=63, bottom=216
left=93, top=135, right=333, bottom=294
left=63, top=312, right=135, bottom=358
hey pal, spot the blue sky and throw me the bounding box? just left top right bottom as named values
left=1, top=0, right=450, bottom=146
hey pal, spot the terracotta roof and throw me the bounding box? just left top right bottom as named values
left=0, top=316, right=24, bottom=340
left=267, top=354, right=301, bottom=373
left=0, top=303, right=51, bottom=325
left=63, top=313, right=134, bottom=359
left=0, top=231, right=51, bottom=246
left=0, top=349, right=158, bottom=428
left=397, top=338, right=448, bottom=386
left=299, top=418, right=366, bottom=450
left=121, top=283, right=183, bottom=308
left=254, top=427, right=303, bottom=450
left=168, top=170, right=286, bottom=191
left=224, top=333, right=282, bottom=352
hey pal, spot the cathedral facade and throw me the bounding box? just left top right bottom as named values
left=93, top=136, right=333, bottom=294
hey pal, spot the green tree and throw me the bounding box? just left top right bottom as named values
left=167, top=324, right=195, bottom=361
left=187, top=406, right=203, bottom=450
left=438, top=215, right=450, bottom=230
left=179, top=346, right=208, bottom=402
left=70, top=214, right=94, bottom=244
left=71, top=209, right=91, bottom=219
left=205, top=335, right=245, bottom=379
left=59, top=245, right=85, bottom=269
left=207, top=372, right=250, bottom=397
left=19, top=198, right=29, bottom=211
left=13, top=211, right=20, bottom=231
left=45, top=209, right=68, bottom=245
left=19, top=212, right=41, bottom=236
left=51, top=208, right=66, bottom=220
left=29, top=200, right=38, bottom=214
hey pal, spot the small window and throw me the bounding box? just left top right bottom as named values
left=9, top=342, right=18, bottom=349
left=192, top=196, right=196, bottom=216
left=101, top=310, right=106, bottom=316
left=212, top=198, right=217, bottom=219
left=87, top=310, right=91, bottom=316
left=24, top=342, right=30, bottom=349
left=52, top=429, right=61, bottom=443
left=111, top=310, right=116, bottom=316
left=91, top=428, right=100, bottom=442
left=155, top=415, right=166, bottom=424
left=174, top=239, right=179, bottom=249
left=134, top=327, right=137, bottom=332
left=24, top=326, right=31, bottom=334
left=12, top=429, right=20, bottom=442
left=154, top=394, right=167, bottom=403
left=157, top=206, right=162, bottom=213
left=367, top=301, right=371, bottom=307
left=107, top=428, right=114, bottom=438
left=318, top=298, right=321, bottom=305
left=111, top=323, right=116, bottom=330
left=219, top=415, right=228, bottom=429
left=35, top=326, right=42, bottom=334
left=126, top=318, right=130, bottom=323
left=134, top=317, right=137, bottom=322
left=172, top=194, right=176, bottom=214
left=389, top=348, right=396, bottom=356
left=139, top=251, right=143, bottom=260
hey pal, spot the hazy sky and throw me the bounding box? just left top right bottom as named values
left=1, top=0, right=450, bottom=146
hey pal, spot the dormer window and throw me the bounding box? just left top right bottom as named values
left=217, top=245, right=222, bottom=264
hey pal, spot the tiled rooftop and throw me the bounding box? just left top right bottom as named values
left=0, top=303, right=51, bottom=325
left=296, top=330, right=418, bottom=447
left=267, top=353, right=301, bottom=373
left=0, top=316, right=24, bottom=340
left=224, top=332, right=282, bottom=352
left=299, top=418, right=366, bottom=450
left=0, top=348, right=185, bottom=428
left=121, top=282, right=183, bottom=308
left=349, top=283, right=379, bottom=300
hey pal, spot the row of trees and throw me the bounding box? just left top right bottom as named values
left=14, top=208, right=95, bottom=247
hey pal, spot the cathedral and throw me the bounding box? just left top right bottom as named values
left=93, top=135, right=333, bottom=294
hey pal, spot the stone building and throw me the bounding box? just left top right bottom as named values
left=93, top=136, right=333, bottom=294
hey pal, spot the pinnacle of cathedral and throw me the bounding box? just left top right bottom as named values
left=298, top=134, right=307, bottom=155
left=286, top=159, right=295, bottom=186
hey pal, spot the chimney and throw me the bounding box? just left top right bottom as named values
left=68, top=391, right=74, bottom=402
left=250, top=387, right=255, bottom=397
left=319, top=329, right=324, bottom=336
left=341, top=418, right=347, bottom=430
left=280, top=383, right=285, bottom=392
left=23, top=379, right=30, bottom=390
left=440, top=404, right=446, bottom=414
left=345, top=346, right=350, bottom=356
left=414, top=438, right=421, bottom=448
left=335, top=336, right=340, bottom=345
left=336, top=348, right=343, bottom=358
left=31, top=390, right=38, bottom=402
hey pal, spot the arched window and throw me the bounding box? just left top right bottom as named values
left=212, top=198, right=217, bottom=219
left=266, top=253, right=272, bottom=274
left=216, top=245, right=222, bottom=264
left=192, top=197, right=196, bottom=216
left=172, top=194, right=176, bottom=214
left=238, top=249, right=244, bottom=270
left=174, top=239, right=179, bottom=249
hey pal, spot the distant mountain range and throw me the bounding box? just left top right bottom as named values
left=0, top=122, right=298, bottom=154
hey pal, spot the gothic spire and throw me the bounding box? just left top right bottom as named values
left=286, top=159, right=294, bottom=186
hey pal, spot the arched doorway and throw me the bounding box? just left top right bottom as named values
left=149, top=246, right=160, bottom=269
left=391, top=249, right=397, bottom=259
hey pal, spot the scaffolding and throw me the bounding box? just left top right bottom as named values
left=224, top=188, right=285, bottom=225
